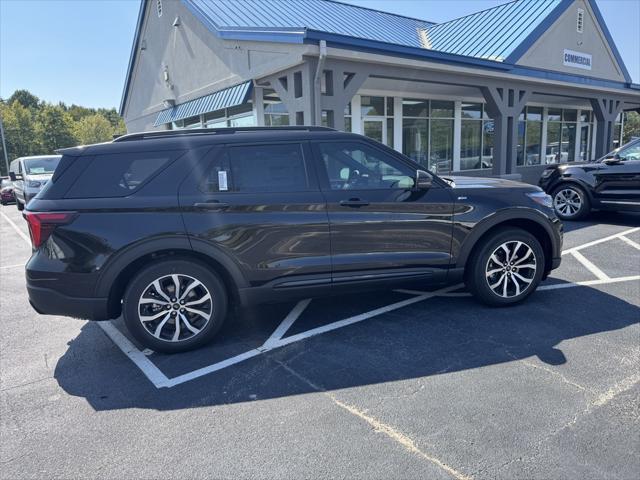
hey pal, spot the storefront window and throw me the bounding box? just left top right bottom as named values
left=344, top=102, right=352, bottom=132
left=460, top=103, right=493, bottom=170
left=517, top=106, right=543, bottom=166
left=401, top=98, right=454, bottom=174
left=613, top=112, right=623, bottom=149
left=546, top=108, right=577, bottom=163
left=264, top=88, right=289, bottom=126
left=402, top=118, right=428, bottom=166
left=361, top=96, right=394, bottom=148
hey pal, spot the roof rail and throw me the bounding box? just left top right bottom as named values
left=113, top=126, right=336, bottom=143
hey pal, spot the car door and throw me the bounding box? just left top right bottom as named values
left=311, top=139, right=455, bottom=285
left=593, top=141, right=640, bottom=209
left=179, top=142, right=332, bottom=289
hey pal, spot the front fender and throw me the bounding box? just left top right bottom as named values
left=454, top=207, right=562, bottom=270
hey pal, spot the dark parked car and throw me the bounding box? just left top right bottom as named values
left=539, top=138, right=640, bottom=220
left=25, top=127, right=562, bottom=353
left=1, top=178, right=15, bottom=205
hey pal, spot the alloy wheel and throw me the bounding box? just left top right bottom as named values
left=137, top=274, right=212, bottom=343
left=485, top=241, right=537, bottom=298
left=554, top=188, right=582, bottom=217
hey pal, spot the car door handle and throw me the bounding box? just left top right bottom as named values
left=193, top=201, right=230, bottom=211
left=339, top=199, right=370, bottom=207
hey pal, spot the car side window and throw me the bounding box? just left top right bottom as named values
left=66, top=151, right=181, bottom=198
left=224, top=143, right=309, bottom=193
left=317, top=142, right=414, bottom=190
left=618, top=143, right=640, bottom=161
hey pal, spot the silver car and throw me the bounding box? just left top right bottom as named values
left=9, top=155, right=61, bottom=210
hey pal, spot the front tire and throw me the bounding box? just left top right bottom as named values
left=465, top=228, right=545, bottom=307
left=552, top=184, right=590, bottom=220
left=16, top=200, right=24, bottom=211
left=122, top=258, right=228, bottom=353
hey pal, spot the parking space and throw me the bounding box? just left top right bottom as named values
left=1, top=205, right=639, bottom=479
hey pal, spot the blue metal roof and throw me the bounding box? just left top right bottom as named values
left=424, top=0, right=563, bottom=62
left=120, top=0, right=635, bottom=116
left=154, top=81, right=252, bottom=126
left=183, top=0, right=433, bottom=48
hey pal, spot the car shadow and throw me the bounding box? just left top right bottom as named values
left=562, top=211, right=640, bottom=233
left=54, top=280, right=640, bottom=412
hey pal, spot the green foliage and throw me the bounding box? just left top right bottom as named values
left=8, top=89, right=41, bottom=110
left=74, top=114, right=114, bottom=145
left=0, top=90, right=127, bottom=175
left=623, top=111, right=640, bottom=144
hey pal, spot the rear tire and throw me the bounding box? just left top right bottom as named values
left=552, top=184, right=590, bottom=220
left=465, top=228, right=545, bottom=307
left=122, top=258, right=228, bottom=353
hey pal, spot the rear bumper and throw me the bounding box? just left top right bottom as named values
left=27, top=284, right=110, bottom=320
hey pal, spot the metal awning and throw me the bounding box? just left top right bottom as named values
left=154, top=81, right=253, bottom=126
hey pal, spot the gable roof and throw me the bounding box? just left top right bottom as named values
left=185, top=0, right=434, bottom=47
left=120, top=0, right=635, bottom=115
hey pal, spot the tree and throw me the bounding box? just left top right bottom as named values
left=0, top=101, right=39, bottom=162
left=623, top=111, right=640, bottom=143
left=35, top=104, right=77, bottom=153
left=8, top=90, right=40, bottom=110
left=74, top=114, right=114, bottom=145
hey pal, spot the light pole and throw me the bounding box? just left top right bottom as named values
left=0, top=113, right=9, bottom=176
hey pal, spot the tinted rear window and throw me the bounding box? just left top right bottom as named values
left=65, top=151, right=181, bottom=198
left=226, top=144, right=308, bottom=193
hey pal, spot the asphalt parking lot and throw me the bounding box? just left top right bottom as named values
left=1, top=204, right=639, bottom=479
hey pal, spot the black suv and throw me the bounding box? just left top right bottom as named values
left=539, top=138, right=640, bottom=220
left=25, top=127, right=562, bottom=353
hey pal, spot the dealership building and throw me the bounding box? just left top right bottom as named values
left=120, top=0, right=640, bottom=182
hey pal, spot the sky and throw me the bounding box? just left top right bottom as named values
left=1, top=0, right=639, bottom=110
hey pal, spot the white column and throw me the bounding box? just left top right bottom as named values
left=453, top=100, right=462, bottom=172
left=591, top=120, right=597, bottom=159
left=352, top=95, right=362, bottom=135
left=541, top=106, right=549, bottom=164
left=575, top=109, right=583, bottom=162
left=393, top=96, right=403, bottom=153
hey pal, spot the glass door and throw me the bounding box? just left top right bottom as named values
left=579, top=124, right=591, bottom=161
left=363, top=118, right=386, bottom=145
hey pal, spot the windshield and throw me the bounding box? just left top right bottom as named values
left=598, top=139, right=640, bottom=163
left=24, top=157, right=60, bottom=175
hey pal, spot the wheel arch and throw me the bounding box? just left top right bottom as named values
left=550, top=178, right=595, bottom=203
left=456, top=210, right=558, bottom=276
left=96, top=237, right=248, bottom=318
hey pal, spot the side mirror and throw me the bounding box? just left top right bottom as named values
left=415, top=169, right=433, bottom=190
left=603, top=154, right=623, bottom=164
left=9, top=172, right=18, bottom=181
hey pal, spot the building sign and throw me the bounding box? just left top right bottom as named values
left=563, top=49, right=592, bottom=70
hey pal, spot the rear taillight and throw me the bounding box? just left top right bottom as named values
left=23, top=212, right=77, bottom=248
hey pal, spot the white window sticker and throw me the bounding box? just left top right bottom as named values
left=218, top=170, right=228, bottom=191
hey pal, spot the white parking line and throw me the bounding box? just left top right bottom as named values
left=1, top=210, right=30, bottom=245
left=98, top=322, right=172, bottom=389
left=0, top=263, right=25, bottom=270
left=570, top=250, right=611, bottom=281
left=562, top=227, right=640, bottom=255
left=3, top=206, right=638, bottom=389
left=262, top=299, right=312, bottom=348
left=619, top=235, right=640, bottom=251
left=396, top=275, right=640, bottom=297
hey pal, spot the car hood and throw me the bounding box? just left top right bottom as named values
left=443, top=176, right=537, bottom=190
left=543, top=161, right=598, bottom=170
